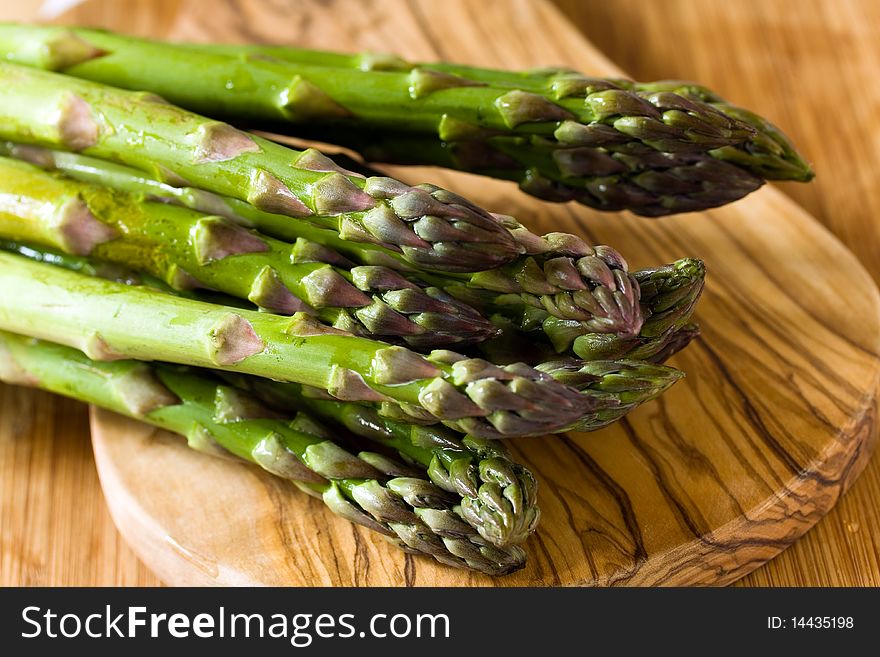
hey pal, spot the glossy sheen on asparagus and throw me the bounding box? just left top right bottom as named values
left=0, top=252, right=596, bottom=439
left=1, top=143, right=644, bottom=338
left=0, top=25, right=811, bottom=216
left=0, top=59, right=523, bottom=273
left=0, top=156, right=498, bottom=348
left=0, top=330, right=526, bottom=575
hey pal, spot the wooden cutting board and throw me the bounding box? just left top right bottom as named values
left=79, top=0, right=880, bottom=586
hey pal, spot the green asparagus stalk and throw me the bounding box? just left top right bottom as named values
left=0, top=251, right=598, bottom=439
left=0, top=239, right=252, bottom=310
left=271, top=123, right=767, bottom=216
left=0, top=25, right=811, bottom=216
left=1, top=237, right=687, bottom=545
left=0, top=329, right=526, bottom=575
left=232, top=356, right=682, bottom=529
left=0, top=239, right=683, bottom=545
left=0, top=156, right=498, bottom=348
left=200, top=43, right=814, bottom=195
left=0, top=60, right=523, bottom=273
left=185, top=44, right=804, bottom=173
left=0, top=143, right=644, bottom=338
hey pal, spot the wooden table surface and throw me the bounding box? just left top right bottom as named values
left=1, top=0, right=878, bottom=586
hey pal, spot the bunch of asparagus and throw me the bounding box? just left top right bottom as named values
left=0, top=24, right=812, bottom=216
left=0, top=24, right=762, bottom=576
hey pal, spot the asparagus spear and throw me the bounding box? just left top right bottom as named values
left=0, top=236, right=687, bottom=434
left=0, top=25, right=811, bottom=215
left=0, top=329, right=526, bottom=575
left=0, top=251, right=598, bottom=439
left=0, top=60, right=522, bottom=273
left=198, top=42, right=814, bottom=192
left=0, top=156, right=498, bottom=348
left=235, top=356, right=682, bottom=524
left=0, top=143, right=644, bottom=338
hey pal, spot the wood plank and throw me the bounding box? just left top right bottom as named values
left=0, top=385, right=158, bottom=586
